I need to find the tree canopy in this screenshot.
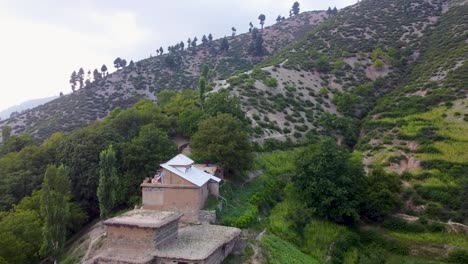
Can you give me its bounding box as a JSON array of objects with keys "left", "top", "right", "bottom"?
[{"left": 291, "top": 139, "right": 366, "bottom": 224}]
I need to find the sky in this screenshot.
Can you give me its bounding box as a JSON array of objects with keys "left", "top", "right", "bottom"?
[{"left": 0, "top": 0, "right": 356, "bottom": 112}]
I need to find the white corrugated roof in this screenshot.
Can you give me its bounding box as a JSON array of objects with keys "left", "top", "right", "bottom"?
[
  {"left": 161, "top": 154, "right": 221, "bottom": 187},
  {"left": 166, "top": 154, "right": 194, "bottom": 166}
]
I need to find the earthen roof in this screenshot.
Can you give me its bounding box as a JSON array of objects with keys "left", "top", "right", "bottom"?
[{"left": 103, "top": 209, "right": 182, "bottom": 229}]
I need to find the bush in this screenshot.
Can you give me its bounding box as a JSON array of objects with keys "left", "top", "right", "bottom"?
[
  {"left": 264, "top": 77, "right": 278, "bottom": 87},
  {"left": 382, "top": 217, "right": 426, "bottom": 233},
  {"left": 447, "top": 249, "right": 468, "bottom": 263}
]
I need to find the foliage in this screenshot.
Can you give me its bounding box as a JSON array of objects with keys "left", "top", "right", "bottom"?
[
  {"left": 291, "top": 139, "right": 366, "bottom": 223},
  {"left": 363, "top": 167, "right": 402, "bottom": 222},
  {"left": 191, "top": 114, "right": 252, "bottom": 176},
  {"left": 40, "top": 164, "right": 70, "bottom": 261},
  {"left": 261, "top": 234, "right": 318, "bottom": 264},
  {"left": 97, "top": 145, "right": 119, "bottom": 218}
]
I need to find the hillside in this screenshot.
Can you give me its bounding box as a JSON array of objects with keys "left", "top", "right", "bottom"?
[
  {"left": 217, "top": 0, "right": 454, "bottom": 142},
  {"left": 0, "top": 10, "right": 327, "bottom": 142}
]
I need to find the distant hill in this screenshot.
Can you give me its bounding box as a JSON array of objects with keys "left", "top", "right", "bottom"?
[
  {"left": 0, "top": 10, "right": 327, "bottom": 142},
  {"left": 0, "top": 96, "right": 57, "bottom": 120}
]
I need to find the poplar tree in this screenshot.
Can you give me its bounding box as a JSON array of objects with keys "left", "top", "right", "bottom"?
[
  {"left": 40, "top": 164, "right": 70, "bottom": 262},
  {"left": 97, "top": 145, "right": 119, "bottom": 218}
]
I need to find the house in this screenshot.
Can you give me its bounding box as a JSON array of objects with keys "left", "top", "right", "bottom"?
[
  {"left": 87, "top": 209, "right": 241, "bottom": 264},
  {"left": 141, "top": 154, "right": 221, "bottom": 222}
]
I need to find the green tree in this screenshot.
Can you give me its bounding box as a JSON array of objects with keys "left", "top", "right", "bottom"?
[
  {"left": 97, "top": 145, "right": 119, "bottom": 218},
  {"left": 220, "top": 36, "right": 230, "bottom": 52},
  {"left": 122, "top": 124, "right": 177, "bottom": 190},
  {"left": 201, "top": 35, "right": 208, "bottom": 45},
  {"left": 258, "top": 14, "right": 266, "bottom": 29},
  {"left": 363, "top": 167, "right": 402, "bottom": 222},
  {"left": 69, "top": 71, "right": 77, "bottom": 92},
  {"left": 191, "top": 114, "right": 252, "bottom": 176},
  {"left": 316, "top": 55, "right": 330, "bottom": 72},
  {"left": 291, "top": 139, "right": 365, "bottom": 224},
  {"left": 100, "top": 64, "right": 108, "bottom": 76},
  {"left": 291, "top": 2, "right": 300, "bottom": 16},
  {"left": 204, "top": 89, "right": 245, "bottom": 122},
  {"left": 1, "top": 126, "right": 11, "bottom": 142},
  {"left": 199, "top": 64, "right": 209, "bottom": 106},
  {"left": 40, "top": 164, "right": 70, "bottom": 262}
]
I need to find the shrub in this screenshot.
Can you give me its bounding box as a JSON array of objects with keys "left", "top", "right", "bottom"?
[
  {"left": 264, "top": 77, "right": 278, "bottom": 88},
  {"left": 447, "top": 249, "right": 468, "bottom": 263}
]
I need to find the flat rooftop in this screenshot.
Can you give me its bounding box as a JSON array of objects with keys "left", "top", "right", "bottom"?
[
  {"left": 154, "top": 224, "right": 241, "bottom": 260},
  {"left": 103, "top": 209, "right": 182, "bottom": 229}
]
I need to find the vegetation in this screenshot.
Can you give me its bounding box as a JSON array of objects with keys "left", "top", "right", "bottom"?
[{"left": 97, "top": 145, "right": 119, "bottom": 218}]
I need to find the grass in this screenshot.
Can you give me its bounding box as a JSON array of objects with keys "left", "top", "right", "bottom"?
[
  {"left": 387, "top": 231, "right": 468, "bottom": 249},
  {"left": 386, "top": 253, "right": 449, "bottom": 264},
  {"left": 261, "top": 234, "right": 319, "bottom": 264},
  {"left": 302, "top": 220, "right": 349, "bottom": 261},
  {"left": 220, "top": 149, "right": 300, "bottom": 228}
]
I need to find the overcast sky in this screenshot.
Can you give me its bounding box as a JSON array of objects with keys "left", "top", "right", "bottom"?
[{"left": 0, "top": 0, "right": 356, "bottom": 111}]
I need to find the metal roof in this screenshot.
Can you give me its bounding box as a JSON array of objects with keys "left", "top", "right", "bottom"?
[{"left": 161, "top": 154, "right": 221, "bottom": 187}]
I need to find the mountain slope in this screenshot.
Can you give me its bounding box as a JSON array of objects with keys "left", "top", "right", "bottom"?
[
  {"left": 217, "top": 0, "right": 451, "bottom": 142},
  {"left": 0, "top": 11, "right": 327, "bottom": 142}
]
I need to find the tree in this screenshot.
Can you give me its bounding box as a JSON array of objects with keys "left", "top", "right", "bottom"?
[
  {"left": 101, "top": 64, "right": 108, "bottom": 77},
  {"left": 333, "top": 7, "right": 338, "bottom": 15},
  {"left": 122, "top": 124, "right": 177, "bottom": 189},
  {"left": 291, "top": 139, "right": 366, "bottom": 224},
  {"left": 192, "top": 114, "right": 252, "bottom": 176},
  {"left": 276, "top": 15, "right": 282, "bottom": 22},
  {"left": 327, "top": 7, "right": 332, "bottom": 16},
  {"left": 316, "top": 55, "right": 330, "bottom": 72},
  {"left": 180, "top": 41, "right": 185, "bottom": 50},
  {"left": 231, "top": 27, "right": 236, "bottom": 37},
  {"left": 114, "top": 57, "right": 122, "bottom": 69},
  {"left": 220, "top": 36, "right": 229, "bottom": 52},
  {"left": 93, "top": 69, "right": 101, "bottom": 81},
  {"left": 2, "top": 126, "right": 11, "bottom": 142},
  {"left": 69, "top": 71, "right": 77, "bottom": 92},
  {"left": 363, "top": 168, "right": 402, "bottom": 222},
  {"left": 97, "top": 145, "right": 119, "bottom": 218},
  {"left": 199, "top": 64, "right": 209, "bottom": 106},
  {"left": 192, "top": 37, "right": 198, "bottom": 48},
  {"left": 249, "top": 22, "right": 254, "bottom": 32},
  {"left": 201, "top": 35, "right": 208, "bottom": 45},
  {"left": 258, "top": 14, "right": 266, "bottom": 29},
  {"left": 121, "top": 59, "right": 127, "bottom": 68},
  {"left": 40, "top": 164, "right": 70, "bottom": 262},
  {"left": 78, "top": 68, "right": 85, "bottom": 89},
  {"left": 187, "top": 38, "right": 191, "bottom": 49},
  {"left": 291, "top": 1, "right": 300, "bottom": 16},
  {"left": 250, "top": 28, "right": 264, "bottom": 56},
  {"left": 208, "top": 33, "right": 213, "bottom": 42},
  {"left": 204, "top": 89, "right": 245, "bottom": 121},
  {"left": 159, "top": 47, "right": 164, "bottom": 55}
]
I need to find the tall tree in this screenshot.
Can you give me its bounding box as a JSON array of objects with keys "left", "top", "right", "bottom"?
[
  {"left": 333, "top": 7, "right": 338, "bottom": 15},
  {"left": 77, "top": 68, "right": 85, "bottom": 89},
  {"left": 231, "top": 27, "right": 236, "bottom": 37},
  {"left": 292, "top": 1, "right": 300, "bottom": 16},
  {"left": 276, "top": 15, "right": 282, "bottom": 22},
  {"left": 191, "top": 37, "right": 198, "bottom": 48},
  {"left": 201, "top": 35, "right": 208, "bottom": 45},
  {"left": 121, "top": 59, "right": 127, "bottom": 68},
  {"left": 159, "top": 47, "right": 164, "bottom": 55},
  {"left": 40, "top": 164, "right": 70, "bottom": 262},
  {"left": 199, "top": 64, "right": 209, "bottom": 106},
  {"left": 220, "top": 36, "right": 230, "bottom": 52},
  {"left": 208, "top": 33, "right": 213, "bottom": 42},
  {"left": 250, "top": 28, "right": 264, "bottom": 56},
  {"left": 97, "top": 145, "right": 119, "bottom": 218},
  {"left": 249, "top": 22, "right": 254, "bottom": 32},
  {"left": 258, "top": 14, "right": 266, "bottom": 29},
  {"left": 187, "top": 38, "right": 191, "bottom": 49},
  {"left": 180, "top": 41, "right": 185, "bottom": 50},
  {"left": 69, "top": 70, "right": 77, "bottom": 92},
  {"left": 113, "top": 57, "right": 122, "bottom": 69},
  {"left": 101, "top": 64, "right": 108, "bottom": 77},
  {"left": 1, "top": 126, "right": 11, "bottom": 142},
  {"left": 93, "top": 69, "right": 101, "bottom": 81}
]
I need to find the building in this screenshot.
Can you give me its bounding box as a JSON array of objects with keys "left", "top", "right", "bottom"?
[
  {"left": 141, "top": 154, "right": 221, "bottom": 222},
  {"left": 87, "top": 209, "right": 241, "bottom": 264}
]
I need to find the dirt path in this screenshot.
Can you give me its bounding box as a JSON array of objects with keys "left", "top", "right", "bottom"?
[{"left": 249, "top": 229, "right": 266, "bottom": 264}]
